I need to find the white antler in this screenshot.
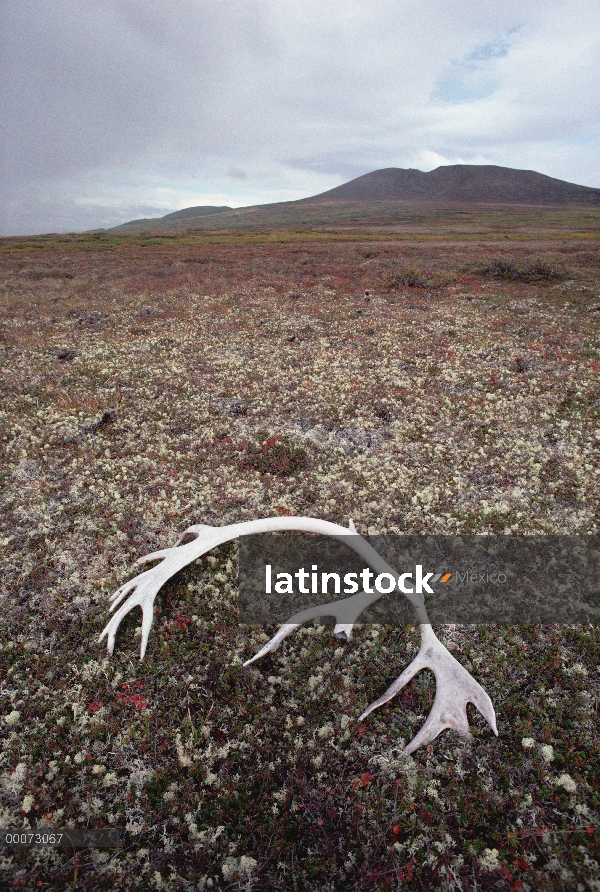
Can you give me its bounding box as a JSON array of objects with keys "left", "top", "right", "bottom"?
[
  {"left": 99, "top": 516, "right": 497, "bottom": 754},
  {"left": 359, "top": 623, "right": 498, "bottom": 754}
]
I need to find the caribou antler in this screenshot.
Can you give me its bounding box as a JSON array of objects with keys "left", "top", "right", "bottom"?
[{"left": 99, "top": 517, "right": 497, "bottom": 754}]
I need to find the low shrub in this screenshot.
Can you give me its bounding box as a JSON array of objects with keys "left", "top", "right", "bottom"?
[
  {"left": 477, "top": 257, "right": 566, "bottom": 282},
  {"left": 382, "top": 265, "right": 428, "bottom": 289}
]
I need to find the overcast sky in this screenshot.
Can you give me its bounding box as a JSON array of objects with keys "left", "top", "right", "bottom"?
[{"left": 1, "top": 0, "right": 598, "bottom": 235}]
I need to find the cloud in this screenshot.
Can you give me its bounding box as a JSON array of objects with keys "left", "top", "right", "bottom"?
[
  {"left": 1, "top": 0, "right": 599, "bottom": 234},
  {"left": 432, "top": 31, "right": 518, "bottom": 104}
]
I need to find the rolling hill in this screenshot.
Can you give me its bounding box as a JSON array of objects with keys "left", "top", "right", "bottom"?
[
  {"left": 111, "top": 164, "right": 600, "bottom": 233},
  {"left": 306, "top": 164, "right": 600, "bottom": 204}
]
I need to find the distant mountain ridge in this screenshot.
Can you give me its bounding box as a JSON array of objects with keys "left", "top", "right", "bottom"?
[
  {"left": 306, "top": 165, "right": 600, "bottom": 205},
  {"left": 111, "top": 164, "right": 600, "bottom": 231},
  {"left": 117, "top": 205, "right": 232, "bottom": 227}
]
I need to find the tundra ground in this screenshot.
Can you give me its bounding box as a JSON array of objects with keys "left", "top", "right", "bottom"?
[{"left": 0, "top": 217, "right": 599, "bottom": 890}]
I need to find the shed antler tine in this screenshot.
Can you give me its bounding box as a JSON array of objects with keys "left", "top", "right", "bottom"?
[
  {"left": 139, "top": 600, "right": 156, "bottom": 661},
  {"left": 242, "top": 624, "right": 301, "bottom": 666},
  {"left": 132, "top": 549, "right": 169, "bottom": 567},
  {"left": 469, "top": 685, "right": 499, "bottom": 737},
  {"left": 358, "top": 657, "right": 422, "bottom": 721},
  {"left": 109, "top": 582, "right": 136, "bottom": 609},
  {"left": 98, "top": 612, "right": 123, "bottom": 656},
  {"left": 98, "top": 614, "right": 118, "bottom": 656}
]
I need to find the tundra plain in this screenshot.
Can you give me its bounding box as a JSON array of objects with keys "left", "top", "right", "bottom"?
[{"left": 0, "top": 206, "right": 599, "bottom": 890}]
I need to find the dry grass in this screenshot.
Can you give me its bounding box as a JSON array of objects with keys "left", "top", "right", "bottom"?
[{"left": 0, "top": 219, "right": 599, "bottom": 890}]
